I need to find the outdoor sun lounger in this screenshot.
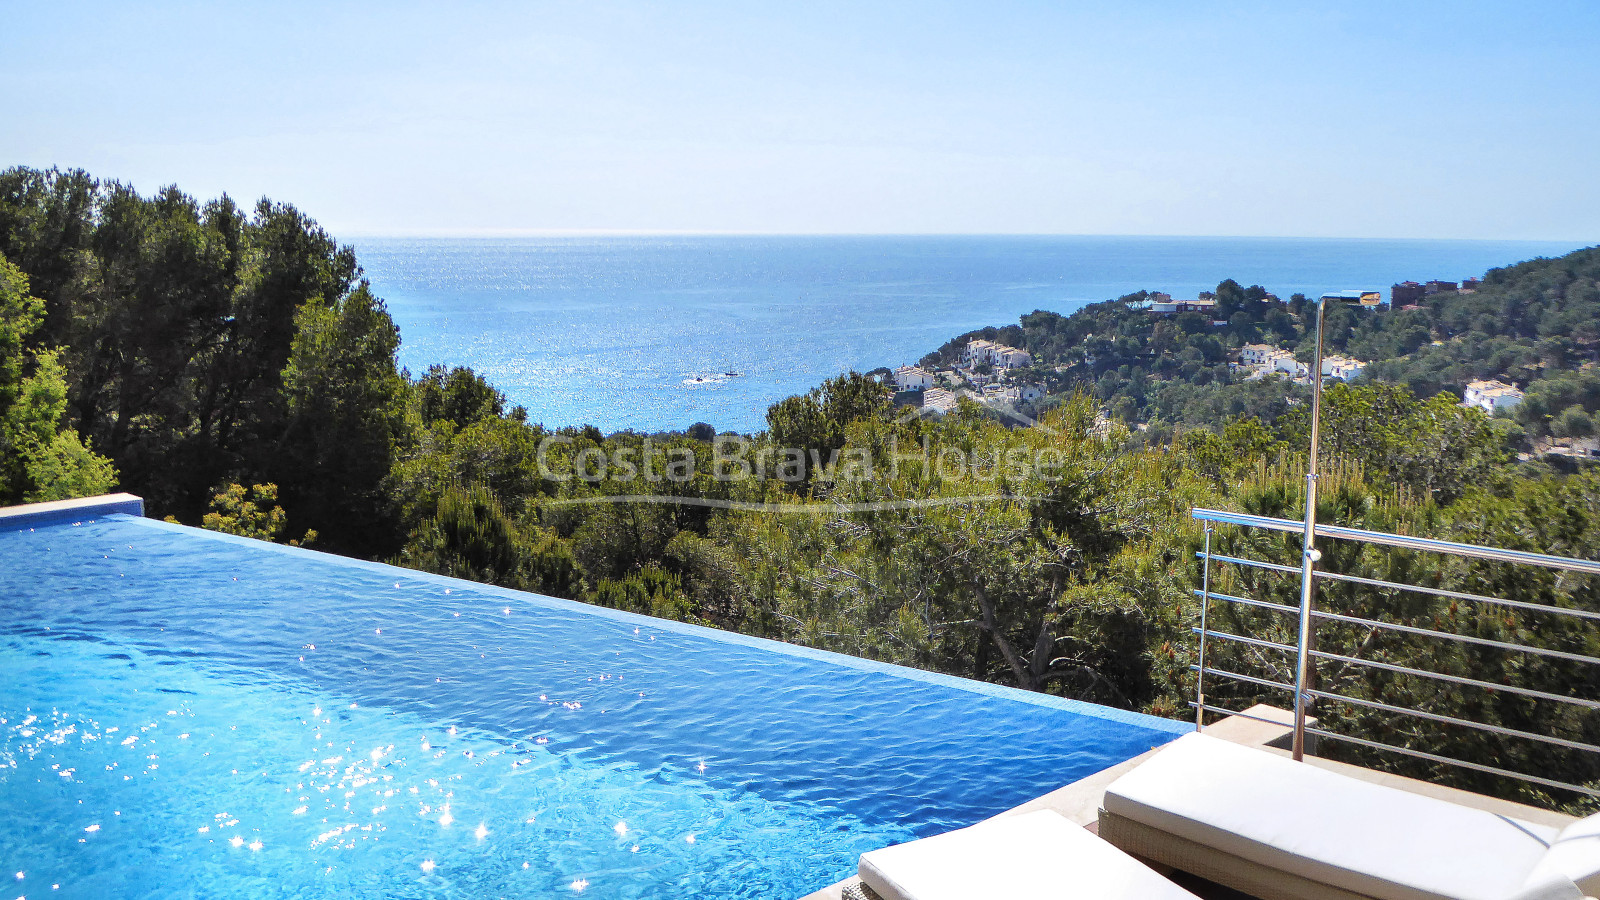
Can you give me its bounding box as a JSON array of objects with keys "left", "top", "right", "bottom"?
[
  {"left": 1097, "top": 732, "right": 1600, "bottom": 900},
  {"left": 856, "top": 808, "right": 1199, "bottom": 900}
]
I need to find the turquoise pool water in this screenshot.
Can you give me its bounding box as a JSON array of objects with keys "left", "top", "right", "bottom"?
[{"left": 0, "top": 510, "right": 1188, "bottom": 898}]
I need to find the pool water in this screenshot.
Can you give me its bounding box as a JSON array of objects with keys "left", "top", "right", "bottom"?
[{"left": 0, "top": 512, "right": 1188, "bottom": 899}]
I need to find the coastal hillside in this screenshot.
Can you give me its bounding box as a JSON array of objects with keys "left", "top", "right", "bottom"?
[{"left": 918, "top": 246, "right": 1600, "bottom": 447}]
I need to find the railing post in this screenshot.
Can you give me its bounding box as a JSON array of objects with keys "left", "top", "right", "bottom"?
[
  {"left": 1196, "top": 524, "right": 1214, "bottom": 732},
  {"left": 1292, "top": 297, "right": 1330, "bottom": 762}
]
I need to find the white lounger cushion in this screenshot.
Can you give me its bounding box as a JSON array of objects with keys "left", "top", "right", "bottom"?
[
  {"left": 858, "top": 808, "right": 1197, "bottom": 900},
  {"left": 1524, "top": 812, "right": 1600, "bottom": 895},
  {"left": 1509, "top": 873, "right": 1586, "bottom": 900},
  {"left": 1102, "top": 732, "right": 1558, "bottom": 900}
]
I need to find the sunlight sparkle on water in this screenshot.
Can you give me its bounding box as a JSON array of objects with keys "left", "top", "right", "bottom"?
[
  {"left": 420, "top": 860, "right": 436, "bottom": 874},
  {"left": 474, "top": 822, "right": 489, "bottom": 840}
]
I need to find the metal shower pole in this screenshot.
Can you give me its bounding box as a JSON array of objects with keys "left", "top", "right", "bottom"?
[{"left": 1292, "top": 296, "right": 1331, "bottom": 762}]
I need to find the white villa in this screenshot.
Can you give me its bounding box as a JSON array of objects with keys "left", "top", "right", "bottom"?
[
  {"left": 1239, "top": 344, "right": 1277, "bottom": 367},
  {"left": 921, "top": 388, "right": 958, "bottom": 414},
  {"left": 1237, "top": 345, "right": 1365, "bottom": 383},
  {"left": 1463, "top": 379, "right": 1524, "bottom": 415},
  {"left": 964, "top": 339, "right": 1032, "bottom": 370},
  {"left": 1321, "top": 355, "right": 1367, "bottom": 382},
  {"left": 1266, "top": 350, "right": 1305, "bottom": 377},
  {"left": 893, "top": 365, "right": 934, "bottom": 392}
]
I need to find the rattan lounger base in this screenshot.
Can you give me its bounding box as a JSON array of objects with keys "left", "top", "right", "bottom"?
[{"left": 840, "top": 881, "right": 884, "bottom": 900}]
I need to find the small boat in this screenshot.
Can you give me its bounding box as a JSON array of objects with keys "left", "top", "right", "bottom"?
[{"left": 724, "top": 371, "right": 741, "bottom": 377}]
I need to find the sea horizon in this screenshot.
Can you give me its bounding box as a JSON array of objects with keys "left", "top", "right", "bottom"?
[
  {"left": 356, "top": 234, "right": 1592, "bottom": 434},
  {"left": 343, "top": 230, "right": 1596, "bottom": 242}
]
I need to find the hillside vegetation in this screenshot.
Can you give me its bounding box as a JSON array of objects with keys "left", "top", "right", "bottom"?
[
  {"left": 1, "top": 166, "right": 1597, "bottom": 811},
  {"left": 923, "top": 248, "right": 1600, "bottom": 445}
]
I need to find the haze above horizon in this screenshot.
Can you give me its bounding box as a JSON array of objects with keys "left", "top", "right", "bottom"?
[{"left": 4, "top": 1, "right": 1597, "bottom": 243}]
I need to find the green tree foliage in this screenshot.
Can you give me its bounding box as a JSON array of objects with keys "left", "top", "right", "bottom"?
[
  {"left": 195, "top": 482, "right": 316, "bottom": 546},
  {"left": 0, "top": 254, "right": 116, "bottom": 502},
  {"left": 593, "top": 566, "right": 692, "bottom": 621},
  {"left": 1277, "top": 382, "right": 1512, "bottom": 503},
  {"left": 0, "top": 167, "right": 365, "bottom": 520},
  {"left": 764, "top": 372, "right": 892, "bottom": 489},
  {"left": 398, "top": 483, "right": 580, "bottom": 596},
  {"left": 275, "top": 284, "right": 408, "bottom": 554},
  {"left": 414, "top": 364, "right": 508, "bottom": 431}
]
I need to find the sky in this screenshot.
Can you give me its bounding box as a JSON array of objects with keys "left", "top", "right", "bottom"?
[{"left": 3, "top": 1, "right": 1598, "bottom": 240}]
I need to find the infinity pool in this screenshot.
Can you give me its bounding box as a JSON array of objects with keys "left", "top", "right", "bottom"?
[{"left": 0, "top": 506, "right": 1188, "bottom": 898}]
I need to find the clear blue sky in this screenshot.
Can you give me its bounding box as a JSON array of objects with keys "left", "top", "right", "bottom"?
[{"left": 3, "top": 1, "right": 1597, "bottom": 240}]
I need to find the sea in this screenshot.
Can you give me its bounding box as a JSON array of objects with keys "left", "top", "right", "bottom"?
[{"left": 354, "top": 235, "right": 1588, "bottom": 434}]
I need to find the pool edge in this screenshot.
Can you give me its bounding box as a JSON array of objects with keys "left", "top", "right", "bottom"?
[
  {"left": 8, "top": 499, "right": 1193, "bottom": 739},
  {"left": 0, "top": 493, "right": 144, "bottom": 531}
]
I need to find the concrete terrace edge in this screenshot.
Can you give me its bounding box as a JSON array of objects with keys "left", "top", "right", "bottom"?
[
  {"left": 0, "top": 493, "right": 1192, "bottom": 738},
  {"left": 0, "top": 492, "right": 144, "bottom": 531}
]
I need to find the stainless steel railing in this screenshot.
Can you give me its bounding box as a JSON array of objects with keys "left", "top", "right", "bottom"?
[{"left": 1190, "top": 506, "right": 1600, "bottom": 800}]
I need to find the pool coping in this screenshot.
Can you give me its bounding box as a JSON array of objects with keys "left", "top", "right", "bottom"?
[
  {"left": 0, "top": 492, "right": 144, "bottom": 530},
  {"left": 3, "top": 495, "right": 1193, "bottom": 737}
]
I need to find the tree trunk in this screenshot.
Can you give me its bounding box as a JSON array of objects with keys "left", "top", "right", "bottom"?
[{"left": 975, "top": 579, "right": 1037, "bottom": 691}]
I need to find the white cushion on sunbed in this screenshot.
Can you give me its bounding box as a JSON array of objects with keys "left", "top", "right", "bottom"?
[
  {"left": 1509, "top": 873, "right": 1586, "bottom": 900},
  {"left": 858, "top": 808, "right": 1197, "bottom": 900},
  {"left": 1102, "top": 732, "right": 1558, "bottom": 900},
  {"left": 1524, "top": 812, "right": 1600, "bottom": 895}
]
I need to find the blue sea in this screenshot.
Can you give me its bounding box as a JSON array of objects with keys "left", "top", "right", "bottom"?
[{"left": 354, "top": 235, "right": 1587, "bottom": 433}]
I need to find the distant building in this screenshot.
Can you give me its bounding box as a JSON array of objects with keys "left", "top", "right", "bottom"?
[
  {"left": 1463, "top": 379, "right": 1524, "bottom": 415},
  {"left": 1147, "top": 295, "right": 1217, "bottom": 316},
  {"left": 995, "top": 346, "right": 1032, "bottom": 368},
  {"left": 1268, "top": 351, "right": 1306, "bottom": 377},
  {"left": 980, "top": 383, "right": 1014, "bottom": 404},
  {"left": 963, "top": 339, "right": 998, "bottom": 365},
  {"left": 963, "top": 339, "right": 1031, "bottom": 369},
  {"left": 922, "top": 388, "right": 957, "bottom": 414},
  {"left": 1321, "top": 355, "right": 1367, "bottom": 382},
  {"left": 1239, "top": 343, "right": 1277, "bottom": 366},
  {"left": 1323, "top": 290, "right": 1384, "bottom": 307},
  {"left": 1460, "top": 277, "right": 1482, "bottom": 292},
  {"left": 1425, "top": 280, "right": 1459, "bottom": 294},
  {"left": 893, "top": 365, "right": 933, "bottom": 392},
  {"left": 1019, "top": 384, "right": 1044, "bottom": 402},
  {"left": 1392, "top": 281, "right": 1426, "bottom": 305}
]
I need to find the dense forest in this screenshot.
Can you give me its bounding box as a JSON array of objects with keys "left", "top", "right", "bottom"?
[
  {"left": 2, "top": 166, "right": 1597, "bottom": 812},
  {"left": 924, "top": 249, "right": 1600, "bottom": 446}
]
